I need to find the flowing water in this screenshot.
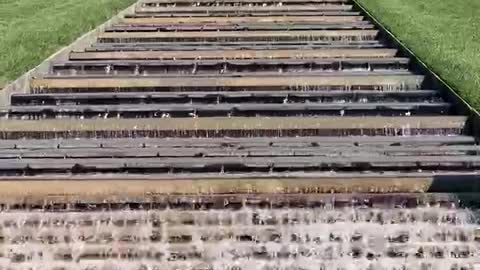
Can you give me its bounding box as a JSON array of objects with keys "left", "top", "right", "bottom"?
[{"left": 0, "top": 206, "right": 478, "bottom": 270}]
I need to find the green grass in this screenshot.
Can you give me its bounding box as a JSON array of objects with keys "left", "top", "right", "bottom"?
[
  {"left": 0, "top": 0, "right": 135, "bottom": 86},
  {"left": 357, "top": 0, "right": 480, "bottom": 110}
]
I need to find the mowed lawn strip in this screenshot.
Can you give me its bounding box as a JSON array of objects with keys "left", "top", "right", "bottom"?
[
  {"left": 357, "top": 0, "right": 480, "bottom": 110},
  {"left": 0, "top": 0, "right": 135, "bottom": 86}
]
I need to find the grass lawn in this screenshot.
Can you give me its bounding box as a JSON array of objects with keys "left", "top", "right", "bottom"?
[
  {"left": 0, "top": 0, "right": 135, "bottom": 86},
  {"left": 357, "top": 0, "right": 480, "bottom": 110}
]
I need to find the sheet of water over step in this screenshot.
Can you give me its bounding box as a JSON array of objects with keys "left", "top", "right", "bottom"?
[{"left": 0, "top": 206, "right": 479, "bottom": 270}]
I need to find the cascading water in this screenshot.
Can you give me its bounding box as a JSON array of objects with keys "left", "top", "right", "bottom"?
[{"left": 0, "top": 206, "right": 478, "bottom": 270}]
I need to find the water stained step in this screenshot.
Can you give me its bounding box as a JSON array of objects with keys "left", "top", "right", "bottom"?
[
  {"left": 121, "top": 15, "right": 365, "bottom": 24},
  {"left": 140, "top": 0, "right": 352, "bottom": 5},
  {"left": 1, "top": 144, "right": 478, "bottom": 159},
  {"left": 0, "top": 102, "right": 452, "bottom": 118},
  {"left": 124, "top": 11, "right": 363, "bottom": 18},
  {"left": 96, "top": 29, "right": 379, "bottom": 42},
  {"left": 134, "top": 4, "right": 354, "bottom": 13},
  {"left": 0, "top": 136, "right": 474, "bottom": 149},
  {"left": 51, "top": 58, "right": 409, "bottom": 75},
  {"left": 90, "top": 40, "right": 383, "bottom": 49},
  {"left": 29, "top": 74, "right": 424, "bottom": 93},
  {"left": 69, "top": 48, "right": 396, "bottom": 60},
  {"left": 105, "top": 22, "right": 376, "bottom": 32},
  {"left": 3, "top": 155, "right": 480, "bottom": 173},
  {"left": 10, "top": 90, "right": 439, "bottom": 105},
  {"left": 0, "top": 116, "right": 467, "bottom": 139}
]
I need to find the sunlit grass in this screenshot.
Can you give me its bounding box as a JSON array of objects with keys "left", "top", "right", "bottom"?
[
  {"left": 358, "top": 0, "right": 480, "bottom": 109},
  {"left": 0, "top": 0, "right": 135, "bottom": 86}
]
